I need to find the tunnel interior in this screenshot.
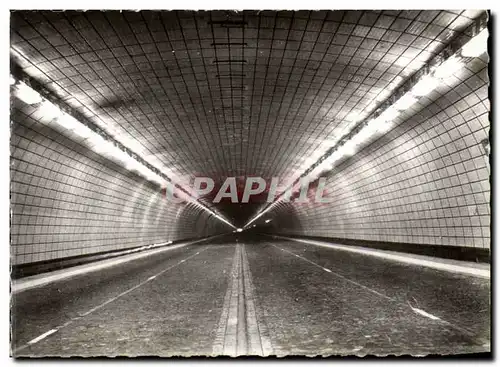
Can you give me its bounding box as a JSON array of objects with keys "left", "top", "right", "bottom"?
[{"left": 9, "top": 9, "right": 491, "bottom": 357}]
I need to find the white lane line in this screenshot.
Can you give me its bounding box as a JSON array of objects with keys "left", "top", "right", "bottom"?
[
  {"left": 272, "top": 235, "right": 490, "bottom": 279},
  {"left": 273, "top": 243, "right": 478, "bottom": 338},
  {"left": 409, "top": 305, "right": 476, "bottom": 337},
  {"left": 273, "top": 244, "right": 395, "bottom": 302},
  {"left": 12, "top": 238, "right": 210, "bottom": 294},
  {"left": 26, "top": 329, "right": 57, "bottom": 345},
  {"left": 411, "top": 307, "right": 441, "bottom": 321},
  {"left": 13, "top": 248, "right": 207, "bottom": 354}
]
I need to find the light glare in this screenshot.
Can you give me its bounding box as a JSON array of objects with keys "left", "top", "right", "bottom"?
[
  {"left": 39, "top": 101, "right": 63, "bottom": 120},
  {"left": 412, "top": 76, "right": 439, "bottom": 97},
  {"left": 394, "top": 94, "right": 418, "bottom": 111},
  {"left": 10, "top": 76, "right": 236, "bottom": 229},
  {"left": 433, "top": 56, "right": 463, "bottom": 80},
  {"left": 15, "top": 82, "right": 42, "bottom": 105},
  {"left": 461, "top": 29, "right": 488, "bottom": 58}
]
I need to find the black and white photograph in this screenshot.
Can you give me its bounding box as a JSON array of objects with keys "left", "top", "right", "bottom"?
[{"left": 7, "top": 7, "right": 492, "bottom": 359}]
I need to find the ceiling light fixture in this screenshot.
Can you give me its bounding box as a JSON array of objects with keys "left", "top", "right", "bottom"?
[
  {"left": 433, "top": 56, "right": 464, "bottom": 80},
  {"left": 461, "top": 28, "right": 488, "bottom": 57},
  {"left": 411, "top": 75, "right": 440, "bottom": 97},
  {"left": 56, "top": 114, "right": 92, "bottom": 138},
  {"left": 243, "top": 13, "right": 488, "bottom": 228},
  {"left": 393, "top": 94, "right": 418, "bottom": 111},
  {"left": 13, "top": 81, "right": 43, "bottom": 105},
  {"left": 38, "top": 100, "right": 63, "bottom": 121},
  {"left": 340, "top": 140, "right": 357, "bottom": 157},
  {"left": 10, "top": 75, "right": 236, "bottom": 230}
]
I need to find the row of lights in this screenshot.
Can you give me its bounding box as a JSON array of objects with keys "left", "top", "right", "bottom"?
[
  {"left": 306, "top": 27, "right": 488, "bottom": 182},
  {"left": 244, "top": 23, "right": 488, "bottom": 228},
  {"left": 234, "top": 219, "right": 271, "bottom": 233},
  {"left": 10, "top": 76, "right": 236, "bottom": 230},
  {"left": 245, "top": 199, "right": 281, "bottom": 227}
]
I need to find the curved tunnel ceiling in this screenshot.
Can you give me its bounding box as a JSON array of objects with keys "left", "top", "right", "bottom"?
[{"left": 10, "top": 10, "right": 486, "bottom": 227}]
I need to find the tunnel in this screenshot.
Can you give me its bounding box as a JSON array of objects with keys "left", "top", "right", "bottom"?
[{"left": 9, "top": 10, "right": 491, "bottom": 357}]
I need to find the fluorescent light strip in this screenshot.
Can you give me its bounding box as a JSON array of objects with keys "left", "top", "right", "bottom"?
[
  {"left": 11, "top": 77, "right": 236, "bottom": 229},
  {"left": 461, "top": 28, "right": 488, "bottom": 58},
  {"left": 244, "top": 22, "right": 488, "bottom": 227},
  {"left": 299, "top": 25, "right": 489, "bottom": 179},
  {"left": 245, "top": 200, "right": 280, "bottom": 228}
]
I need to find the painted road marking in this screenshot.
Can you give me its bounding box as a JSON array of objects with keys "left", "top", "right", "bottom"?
[
  {"left": 13, "top": 248, "right": 207, "bottom": 355},
  {"left": 274, "top": 244, "right": 395, "bottom": 301},
  {"left": 12, "top": 234, "right": 225, "bottom": 294},
  {"left": 272, "top": 243, "right": 478, "bottom": 339},
  {"left": 26, "top": 329, "right": 57, "bottom": 345},
  {"left": 272, "top": 235, "right": 490, "bottom": 279},
  {"left": 411, "top": 307, "right": 441, "bottom": 321}
]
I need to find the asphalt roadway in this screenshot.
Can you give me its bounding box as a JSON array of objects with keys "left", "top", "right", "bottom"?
[{"left": 11, "top": 234, "right": 490, "bottom": 357}]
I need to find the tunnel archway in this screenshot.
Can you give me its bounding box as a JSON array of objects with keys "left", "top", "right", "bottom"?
[{"left": 9, "top": 9, "right": 491, "bottom": 357}]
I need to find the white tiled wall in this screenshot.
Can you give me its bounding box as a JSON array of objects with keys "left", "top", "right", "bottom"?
[
  {"left": 10, "top": 106, "right": 226, "bottom": 266},
  {"left": 269, "top": 56, "right": 490, "bottom": 249}
]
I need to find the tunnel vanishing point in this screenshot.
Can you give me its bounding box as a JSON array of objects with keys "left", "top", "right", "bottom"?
[{"left": 10, "top": 10, "right": 491, "bottom": 357}]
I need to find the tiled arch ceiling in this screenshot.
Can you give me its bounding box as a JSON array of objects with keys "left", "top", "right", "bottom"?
[{"left": 10, "top": 10, "right": 484, "bottom": 225}]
